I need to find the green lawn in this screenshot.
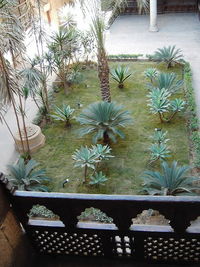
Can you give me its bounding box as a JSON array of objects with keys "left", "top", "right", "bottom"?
[{"left": 34, "top": 61, "right": 189, "bottom": 194}]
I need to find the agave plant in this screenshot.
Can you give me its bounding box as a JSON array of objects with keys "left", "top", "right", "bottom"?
[
  {"left": 149, "top": 143, "right": 171, "bottom": 162},
  {"left": 168, "top": 98, "right": 186, "bottom": 121},
  {"left": 77, "top": 101, "right": 132, "bottom": 144},
  {"left": 148, "top": 72, "right": 183, "bottom": 93},
  {"left": 110, "top": 65, "right": 132, "bottom": 88},
  {"left": 91, "top": 144, "right": 114, "bottom": 170},
  {"left": 51, "top": 104, "right": 75, "bottom": 127},
  {"left": 151, "top": 129, "right": 169, "bottom": 145},
  {"left": 8, "top": 158, "right": 51, "bottom": 191},
  {"left": 142, "top": 161, "right": 199, "bottom": 196},
  {"left": 72, "top": 146, "right": 99, "bottom": 183},
  {"left": 89, "top": 171, "right": 108, "bottom": 186},
  {"left": 91, "top": 144, "right": 114, "bottom": 161},
  {"left": 144, "top": 68, "right": 159, "bottom": 83},
  {"left": 153, "top": 45, "right": 183, "bottom": 68},
  {"left": 147, "top": 88, "right": 171, "bottom": 123}
]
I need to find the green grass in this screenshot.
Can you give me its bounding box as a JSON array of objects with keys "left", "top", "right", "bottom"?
[{"left": 33, "top": 62, "right": 189, "bottom": 194}]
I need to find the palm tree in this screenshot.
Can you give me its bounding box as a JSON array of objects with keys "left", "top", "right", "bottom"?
[
  {"left": 80, "top": 0, "right": 123, "bottom": 102},
  {"left": 8, "top": 158, "right": 51, "bottom": 191},
  {"left": 77, "top": 101, "right": 132, "bottom": 144},
  {"left": 142, "top": 161, "right": 199, "bottom": 196},
  {"left": 27, "top": 0, "right": 50, "bottom": 114},
  {"left": 20, "top": 57, "right": 43, "bottom": 110},
  {"left": 153, "top": 45, "right": 183, "bottom": 69},
  {"left": 0, "top": 0, "right": 30, "bottom": 156},
  {"left": 91, "top": 12, "right": 111, "bottom": 102}
]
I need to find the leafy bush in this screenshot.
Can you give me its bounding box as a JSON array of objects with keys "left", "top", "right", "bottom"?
[
  {"left": 110, "top": 65, "right": 132, "bottom": 88},
  {"left": 50, "top": 104, "right": 75, "bottom": 127},
  {"left": 142, "top": 161, "right": 199, "bottom": 196},
  {"left": 153, "top": 45, "right": 183, "bottom": 68},
  {"left": 8, "top": 158, "right": 51, "bottom": 191},
  {"left": 78, "top": 207, "right": 113, "bottom": 223},
  {"left": 77, "top": 101, "right": 132, "bottom": 143},
  {"left": 89, "top": 171, "right": 108, "bottom": 185}
]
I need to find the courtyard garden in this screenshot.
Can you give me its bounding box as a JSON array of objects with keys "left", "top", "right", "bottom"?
[
  {"left": 1, "top": 0, "right": 199, "bottom": 198},
  {"left": 32, "top": 60, "right": 189, "bottom": 194}
]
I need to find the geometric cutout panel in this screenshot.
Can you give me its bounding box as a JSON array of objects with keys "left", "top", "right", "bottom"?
[
  {"left": 32, "top": 230, "right": 104, "bottom": 256},
  {"left": 144, "top": 237, "right": 200, "bottom": 262},
  {"left": 112, "top": 235, "right": 134, "bottom": 257}
]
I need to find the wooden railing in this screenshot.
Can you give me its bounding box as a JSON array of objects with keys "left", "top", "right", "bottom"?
[{"left": 1, "top": 173, "right": 200, "bottom": 264}]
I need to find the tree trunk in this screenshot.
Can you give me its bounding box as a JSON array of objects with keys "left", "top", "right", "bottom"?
[
  {"left": 98, "top": 48, "right": 111, "bottom": 102},
  {"left": 65, "top": 119, "right": 71, "bottom": 128},
  {"left": 103, "top": 132, "right": 110, "bottom": 144},
  {"left": 84, "top": 165, "right": 88, "bottom": 183},
  {"left": 167, "top": 61, "right": 172, "bottom": 69},
  {"left": 167, "top": 111, "right": 178, "bottom": 122},
  {"left": 158, "top": 112, "right": 164, "bottom": 123},
  {"left": 118, "top": 82, "right": 124, "bottom": 89},
  {"left": 0, "top": 52, "right": 26, "bottom": 154},
  {"left": 10, "top": 46, "right": 31, "bottom": 158}
]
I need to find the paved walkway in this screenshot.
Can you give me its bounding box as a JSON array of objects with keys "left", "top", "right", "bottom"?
[{"left": 106, "top": 13, "right": 200, "bottom": 117}]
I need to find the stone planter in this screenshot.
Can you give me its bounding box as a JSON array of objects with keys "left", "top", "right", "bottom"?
[{"left": 14, "top": 124, "right": 45, "bottom": 154}]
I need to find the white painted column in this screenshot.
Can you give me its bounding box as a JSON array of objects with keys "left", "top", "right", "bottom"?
[{"left": 149, "top": 0, "right": 158, "bottom": 32}]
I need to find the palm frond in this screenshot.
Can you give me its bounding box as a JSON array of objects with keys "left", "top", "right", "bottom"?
[{"left": 76, "top": 101, "right": 132, "bottom": 143}]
